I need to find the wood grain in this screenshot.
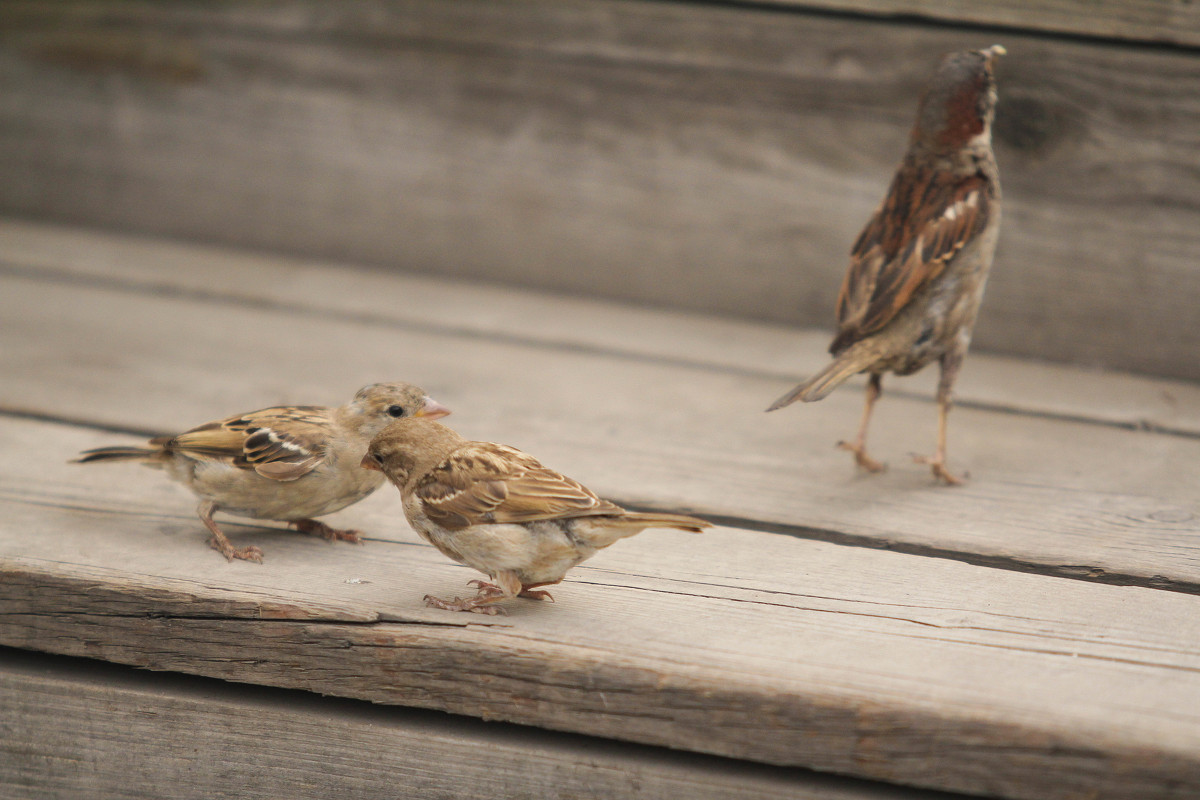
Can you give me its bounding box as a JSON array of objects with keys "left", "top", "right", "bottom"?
[
  {"left": 3, "top": 650, "right": 891, "bottom": 800},
  {"left": 0, "top": 1, "right": 1198, "bottom": 378},
  {"left": 4, "top": 419, "right": 1200, "bottom": 799},
  {"left": 753, "top": 0, "right": 1200, "bottom": 48},
  {"left": 1, "top": 266, "right": 1197, "bottom": 593},
  {"left": 5, "top": 218, "right": 1198, "bottom": 437}
]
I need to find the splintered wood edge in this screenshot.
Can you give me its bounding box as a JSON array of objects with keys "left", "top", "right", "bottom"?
[
  {"left": 0, "top": 557, "right": 488, "bottom": 626},
  {"left": 1, "top": 563, "right": 1197, "bottom": 800}
]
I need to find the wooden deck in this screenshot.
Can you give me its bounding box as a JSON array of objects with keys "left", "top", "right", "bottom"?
[
  {"left": 2, "top": 220, "right": 1199, "bottom": 799},
  {"left": 3, "top": 0, "right": 1200, "bottom": 381},
  {"left": 3, "top": 0, "right": 1200, "bottom": 796}
]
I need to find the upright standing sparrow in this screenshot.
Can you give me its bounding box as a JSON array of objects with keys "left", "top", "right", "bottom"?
[
  {"left": 362, "top": 418, "right": 710, "bottom": 614},
  {"left": 74, "top": 383, "right": 451, "bottom": 561},
  {"left": 768, "top": 45, "right": 1005, "bottom": 484}
]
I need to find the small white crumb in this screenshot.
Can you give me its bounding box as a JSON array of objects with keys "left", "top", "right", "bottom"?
[{"left": 343, "top": 577, "right": 371, "bottom": 585}]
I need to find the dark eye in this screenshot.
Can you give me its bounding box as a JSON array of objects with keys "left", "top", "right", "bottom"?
[
  {"left": 371, "top": 453, "right": 385, "bottom": 466},
  {"left": 386, "top": 405, "right": 406, "bottom": 418}
]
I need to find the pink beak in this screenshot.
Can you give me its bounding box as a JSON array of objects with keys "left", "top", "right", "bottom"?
[
  {"left": 417, "top": 397, "right": 452, "bottom": 420},
  {"left": 360, "top": 455, "right": 380, "bottom": 472}
]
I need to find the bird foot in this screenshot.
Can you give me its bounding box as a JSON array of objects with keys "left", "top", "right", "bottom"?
[
  {"left": 466, "top": 579, "right": 507, "bottom": 599},
  {"left": 837, "top": 441, "right": 886, "bottom": 473},
  {"left": 424, "top": 594, "right": 507, "bottom": 615},
  {"left": 208, "top": 536, "right": 264, "bottom": 563},
  {"left": 912, "top": 454, "right": 966, "bottom": 486},
  {"left": 519, "top": 588, "right": 555, "bottom": 602},
  {"left": 292, "top": 519, "right": 363, "bottom": 544}
]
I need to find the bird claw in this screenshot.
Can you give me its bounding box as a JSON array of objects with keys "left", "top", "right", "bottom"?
[
  {"left": 466, "top": 579, "right": 505, "bottom": 598},
  {"left": 519, "top": 589, "right": 555, "bottom": 602},
  {"left": 292, "top": 519, "right": 363, "bottom": 544},
  {"left": 424, "top": 594, "right": 507, "bottom": 615},
  {"left": 912, "top": 454, "right": 966, "bottom": 486},
  {"left": 838, "top": 440, "right": 886, "bottom": 473},
  {"left": 209, "top": 537, "right": 264, "bottom": 563}
]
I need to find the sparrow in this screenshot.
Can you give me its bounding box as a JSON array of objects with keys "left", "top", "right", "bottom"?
[
  {"left": 768, "top": 45, "right": 1005, "bottom": 485},
  {"left": 362, "top": 418, "right": 710, "bottom": 614},
  {"left": 73, "top": 383, "right": 451, "bottom": 562}
]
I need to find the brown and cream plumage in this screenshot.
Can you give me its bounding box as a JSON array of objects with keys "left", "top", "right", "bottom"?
[
  {"left": 74, "top": 383, "right": 450, "bottom": 561},
  {"left": 768, "top": 45, "right": 1005, "bottom": 484},
  {"left": 363, "top": 418, "right": 710, "bottom": 614}
]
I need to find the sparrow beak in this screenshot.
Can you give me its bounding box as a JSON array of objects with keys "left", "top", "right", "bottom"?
[
  {"left": 360, "top": 454, "right": 380, "bottom": 472},
  {"left": 416, "top": 397, "right": 452, "bottom": 420},
  {"left": 981, "top": 44, "right": 1006, "bottom": 61}
]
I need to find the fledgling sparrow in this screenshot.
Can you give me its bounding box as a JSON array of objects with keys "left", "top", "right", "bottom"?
[
  {"left": 768, "top": 45, "right": 1006, "bottom": 485},
  {"left": 73, "top": 383, "right": 451, "bottom": 562},
  {"left": 362, "top": 418, "right": 710, "bottom": 614}
]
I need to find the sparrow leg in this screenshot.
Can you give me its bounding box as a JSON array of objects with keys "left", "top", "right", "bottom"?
[
  {"left": 291, "top": 518, "right": 363, "bottom": 544},
  {"left": 914, "top": 353, "right": 966, "bottom": 485},
  {"left": 838, "top": 372, "right": 886, "bottom": 473},
  {"left": 519, "top": 580, "right": 561, "bottom": 602},
  {"left": 197, "top": 501, "right": 264, "bottom": 563}
]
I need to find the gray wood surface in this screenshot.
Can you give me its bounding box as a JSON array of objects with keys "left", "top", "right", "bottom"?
[
  {"left": 1, "top": 227, "right": 1197, "bottom": 595},
  {"left": 4, "top": 417, "right": 1200, "bottom": 800},
  {"left": 4, "top": 650, "right": 924, "bottom": 800},
  {"left": 3, "top": 222, "right": 1200, "bottom": 798},
  {"left": 1, "top": 1, "right": 1198, "bottom": 379},
  {"left": 754, "top": 0, "right": 1200, "bottom": 47},
  {"left": 5, "top": 219, "right": 1199, "bottom": 438}
]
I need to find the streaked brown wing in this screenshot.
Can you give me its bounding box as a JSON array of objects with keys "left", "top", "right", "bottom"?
[
  {"left": 166, "top": 406, "right": 331, "bottom": 481},
  {"left": 415, "top": 442, "right": 621, "bottom": 530},
  {"left": 832, "top": 166, "right": 991, "bottom": 352}
]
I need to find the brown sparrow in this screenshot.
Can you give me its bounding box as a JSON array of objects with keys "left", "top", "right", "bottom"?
[
  {"left": 362, "top": 418, "right": 710, "bottom": 614},
  {"left": 768, "top": 45, "right": 1005, "bottom": 484},
  {"left": 74, "top": 383, "right": 451, "bottom": 561}
]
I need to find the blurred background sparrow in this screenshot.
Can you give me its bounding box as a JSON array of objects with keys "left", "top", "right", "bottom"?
[
  {"left": 768, "top": 45, "right": 1005, "bottom": 485},
  {"left": 74, "top": 382, "right": 450, "bottom": 562},
  {"left": 363, "top": 417, "right": 710, "bottom": 614}
]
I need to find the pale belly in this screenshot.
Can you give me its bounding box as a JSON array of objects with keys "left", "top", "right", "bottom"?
[
  {"left": 408, "top": 506, "right": 592, "bottom": 585},
  {"left": 167, "top": 457, "right": 385, "bottom": 521}
]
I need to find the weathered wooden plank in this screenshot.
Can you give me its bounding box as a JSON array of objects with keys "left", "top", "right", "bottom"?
[
  {"left": 0, "top": 1, "right": 1198, "bottom": 379},
  {"left": 4, "top": 418, "right": 1200, "bottom": 799},
  {"left": 754, "top": 0, "right": 1200, "bottom": 48},
  {"left": 1, "top": 270, "right": 1197, "bottom": 592},
  {"left": 4, "top": 218, "right": 1199, "bottom": 437},
  {"left": 3, "top": 650, "right": 906, "bottom": 800}
]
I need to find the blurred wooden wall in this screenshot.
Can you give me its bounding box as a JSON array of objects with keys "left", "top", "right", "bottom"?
[{"left": 1, "top": 0, "right": 1197, "bottom": 380}]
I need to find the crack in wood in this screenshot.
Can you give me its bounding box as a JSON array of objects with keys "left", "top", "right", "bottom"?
[{"left": 660, "top": 508, "right": 1200, "bottom": 597}]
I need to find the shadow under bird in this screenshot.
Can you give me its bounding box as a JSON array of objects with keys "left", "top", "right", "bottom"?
[
  {"left": 362, "top": 417, "right": 711, "bottom": 614},
  {"left": 768, "top": 45, "right": 1006, "bottom": 485},
  {"left": 73, "top": 382, "right": 450, "bottom": 561}
]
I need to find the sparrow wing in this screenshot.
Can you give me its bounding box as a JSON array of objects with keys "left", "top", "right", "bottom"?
[
  {"left": 164, "top": 406, "right": 332, "bottom": 481},
  {"left": 414, "top": 442, "right": 623, "bottom": 530},
  {"left": 832, "top": 166, "right": 993, "bottom": 352}
]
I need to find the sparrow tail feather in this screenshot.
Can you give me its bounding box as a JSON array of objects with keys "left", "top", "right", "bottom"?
[
  {"left": 613, "top": 511, "right": 710, "bottom": 534},
  {"left": 72, "top": 446, "right": 162, "bottom": 464},
  {"left": 767, "top": 339, "right": 882, "bottom": 410}
]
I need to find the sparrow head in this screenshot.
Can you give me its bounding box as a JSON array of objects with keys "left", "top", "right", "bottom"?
[
  {"left": 361, "top": 417, "right": 465, "bottom": 487},
  {"left": 911, "top": 45, "right": 1005, "bottom": 153},
  {"left": 341, "top": 382, "right": 451, "bottom": 439}
]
